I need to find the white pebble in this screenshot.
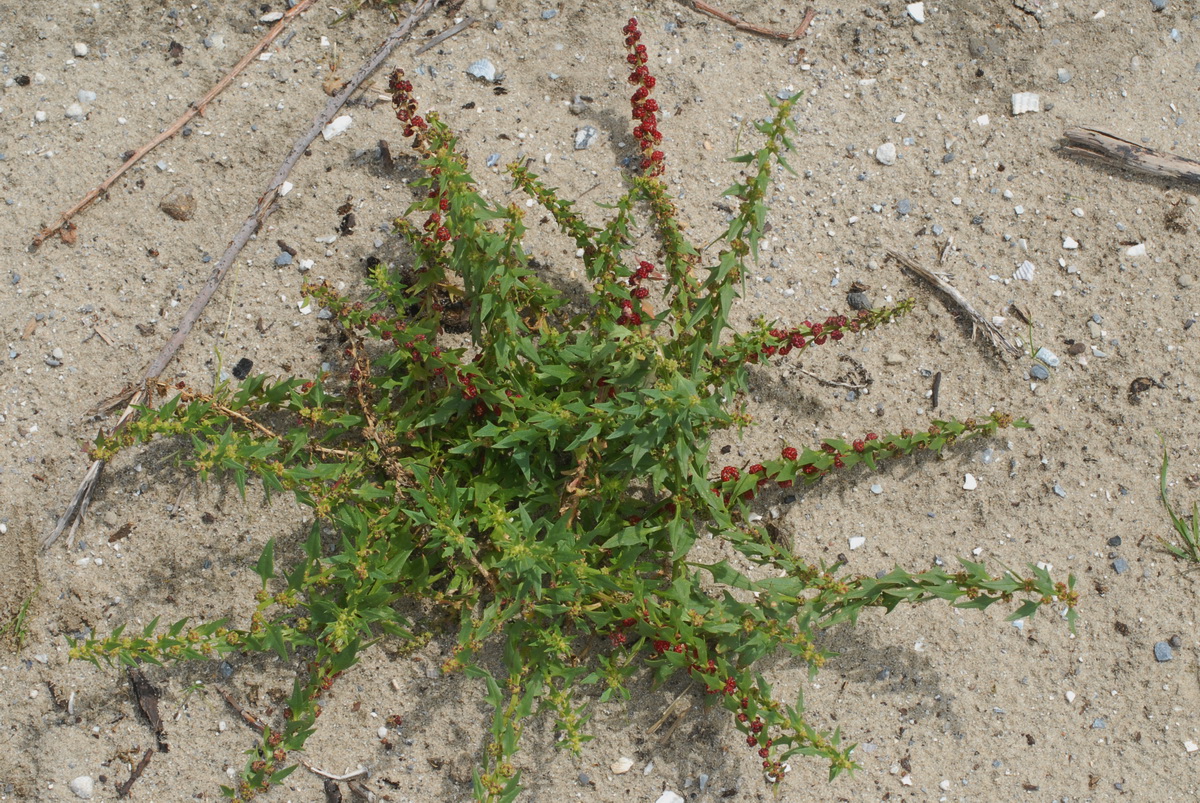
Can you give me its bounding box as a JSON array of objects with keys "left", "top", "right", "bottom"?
[
  {"left": 976, "top": 114, "right": 990, "bottom": 126},
  {"left": 1072, "top": 207, "right": 1085, "bottom": 217},
  {"left": 377, "top": 726, "right": 389, "bottom": 739},
  {"left": 1063, "top": 237, "right": 1079, "bottom": 249},
  {"left": 1125, "top": 242, "right": 1146, "bottom": 257},
  {"left": 259, "top": 10, "right": 284, "bottom": 22},
  {"left": 1065, "top": 690, "right": 1076, "bottom": 704},
  {"left": 875, "top": 142, "right": 897, "bottom": 166},
  {"left": 69, "top": 775, "right": 94, "bottom": 799},
  {"left": 279, "top": 181, "right": 294, "bottom": 196},
  {"left": 65, "top": 102, "right": 87, "bottom": 121},
  {"left": 34, "top": 110, "right": 48, "bottom": 123},
  {"left": 963, "top": 473, "right": 978, "bottom": 491},
  {"left": 906, "top": 2, "right": 926, "bottom": 23},
  {"left": 848, "top": 536, "right": 866, "bottom": 550},
  {"left": 939, "top": 780, "right": 952, "bottom": 791},
  {"left": 218, "top": 720, "right": 227, "bottom": 732},
  {"left": 655, "top": 792, "right": 684, "bottom": 803},
  {"left": 1186, "top": 740, "right": 1198, "bottom": 753},
  {"left": 73, "top": 42, "right": 89, "bottom": 57},
  {"left": 322, "top": 115, "right": 353, "bottom": 141}
]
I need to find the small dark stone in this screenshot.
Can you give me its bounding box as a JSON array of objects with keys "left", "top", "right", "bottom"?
[
  {"left": 231, "top": 358, "right": 253, "bottom": 380},
  {"left": 14, "top": 75, "right": 30, "bottom": 87},
  {"left": 972, "top": 215, "right": 984, "bottom": 225},
  {"left": 847, "top": 291, "right": 872, "bottom": 310},
  {"left": 1168, "top": 635, "right": 1182, "bottom": 649},
  {"left": 576, "top": 773, "right": 590, "bottom": 786},
  {"left": 1107, "top": 536, "right": 1121, "bottom": 546}
]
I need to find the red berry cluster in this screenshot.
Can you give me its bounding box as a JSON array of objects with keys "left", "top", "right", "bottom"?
[
  {"left": 617, "top": 260, "right": 658, "bottom": 326},
  {"left": 388, "top": 69, "right": 426, "bottom": 139},
  {"left": 623, "top": 18, "right": 664, "bottom": 175},
  {"left": 750, "top": 311, "right": 870, "bottom": 363}
]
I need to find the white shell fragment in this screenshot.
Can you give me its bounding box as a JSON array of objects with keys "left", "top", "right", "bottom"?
[
  {"left": 1063, "top": 236, "right": 1079, "bottom": 249},
  {"left": 906, "top": 2, "right": 926, "bottom": 23},
  {"left": 1126, "top": 242, "right": 1147, "bottom": 257},
  {"left": 1011, "top": 92, "right": 1041, "bottom": 115},
  {"left": 467, "top": 59, "right": 497, "bottom": 82},
  {"left": 1014, "top": 260, "right": 1035, "bottom": 281},
  {"left": 1186, "top": 740, "right": 1199, "bottom": 753},
  {"left": 321, "top": 115, "right": 353, "bottom": 140},
  {"left": 611, "top": 757, "right": 634, "bottom": 775},
  {"left": 1065, "top": 690, "right": 1076, "bottom": 704},
  {"left": 963, "top": 473, "right": 978, "bottom": 491},
  {"left": 279, "top": 181, "right": 294, "bottom": 197},
  {"left": 848, "top": 536, "right": 866, "bottom": 550}
]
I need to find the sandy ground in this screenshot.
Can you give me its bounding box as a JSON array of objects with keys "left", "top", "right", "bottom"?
[{"left": 3, "top": 0, "right": 1200, "bottom": 800}]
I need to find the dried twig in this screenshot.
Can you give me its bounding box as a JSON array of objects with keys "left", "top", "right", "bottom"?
[
  {"left": 414, "top": 15, "right": 476, "bottom": 55},
  {"left": 302, "top": 761, "right": 369, "bottom": 781},
  {"left": 43, "top": 0, "right": 442, "bottom": 550},
  {"left": 115, "top": 748, "right": 155, "bottom": 798},
  {"left": 1062, "top": 127, "right": 1200, "bottom": 185},
  {"left": 692, "top": 1, "right": 816, "bottom": 40},
  {"left": 215, "top": 685, "right": 267, "bottom": 733},
  {"left": 29, "top": 0, "right": 317, "bottom": 250},
  {"left": 886, "top": 250, "right": 1021, "bottom": 357}
]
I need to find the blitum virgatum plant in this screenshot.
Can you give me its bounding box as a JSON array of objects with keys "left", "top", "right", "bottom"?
[{"left": 72, "top": 17, "right": 1079, "bottom": 802}]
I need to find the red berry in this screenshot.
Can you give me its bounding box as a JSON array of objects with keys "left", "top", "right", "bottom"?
[
  {"left": 720, "top": 466, "right": 740, "bottom": 483},
  {"left": 781, "top": 446, "right": 798, "bottom": 460},
  {"left": 632, "top": 287, "right": 650, "bottom": 299},
  {"left": 758, "top": 747, "right": 770, "bottom": 758},
  {"left": 747, "top": 735, "right": 757, "bottom": 747},
  {"left": 748, "top": 463, "right": 764, "bottom": 474},
  {"left": 866, "top": 432, "right": 878, "bottom": 441},
  {"left": 853, "top": 440, "right": 865, "bottom": 452}
]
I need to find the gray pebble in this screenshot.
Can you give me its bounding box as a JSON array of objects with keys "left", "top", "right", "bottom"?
[
  {"left": 1168, "top": 635, "right": 1182, "bottom": 649},
  {"left": 1091, "top": 718, "right": 1107, "bottom": 729},
  {"left": 1112, "top": 558, "right": 1129, "bottom": 574},
  {"left": 316, "top": 308, "right": 333, "bottom": 320},
  {"left": 486, "top": 153, "right": 501, "bottom": 168},
  {"left": 698, "top": 773, "right": 709, "bottom": 792},
  {"left": 1177, "top": 274, "right": 1195, "bottom": 288},
  {"left": 1052, "top": 484, "right": 1067, "bottom": 498},
  {"left": 541, "top": 9, "right": 558, "bottom": 19},
  {"left": 103, "top": 511, "right": 118, "bottom": 527},
  {"left": 1030, "top": 364, "right": 1049, "bottom": 381},
  {"left": 9, "top": 273, "right": 17, "bottom": 284},
  {"left": 77, "top": 89, "right": 96, "bottom": 104},
  {"left": 941, "top": 152, "right": 955, "bottom": 164},
  {"left": 219, "top": 660, "right": 235, "bottom": 679},
  {"left": 931, "top": 223, "right": 944, "bottom": 236},
  {"left": 275, "top": 252, "right": 293, "bottom": 266},
  {"left": 576, "top": 772, "right": 590, "bottom": 785},
  {"left": 897, "top": 198, "right": 913, "bottom": 215},
  {"left": 574, "top": 125, "right": 598, "bottom": 150},
  {"left": 1108, "top": 536, "right": 1122, "bottom": 546},
  {"left": 1150, "top": 0, "right": 1168, "bottom": 9},
  {"left": 1057, "top": 68, "right": 1072, "bottom": 84},
  {"left": 1034, "top": 347, "right": 1060, "bottom": 367},
  {"left": 848, "top": 291, "right": 872, "bottom": 310},
  {"left": 972, "top": 215, "right": 984, "bottom": 225},
  {"left": 44, "top": 357, "right": 62, "bottom": 367},
  {"left": 1154, "top": 641, "right": 1174, "bottom": 662}
]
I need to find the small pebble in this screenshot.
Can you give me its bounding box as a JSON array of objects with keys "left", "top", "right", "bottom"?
[
  {"left": 1177, "top": 274, "right": 1195, "bottom": 288},
  {"left": 51, "top": 347, "right": 64, "bottom": 360},
  {"left": 611, "top": 757, "right": 633, "bottom": 775},
  {"left": 275, "top": 252, "right": 293, "bottom": 267},
  {"left": 65, "top": 102, "right": 87, "bottom": 121},
  {"left": 486, "top": 153, "right": 501, "bottom": 168},
  {"left": 931, "top": 223, "right": 944, "bottom": 236},
  {"left": 875, "top": 142, "right": 897, "bottom": 166},
  {"left": 1126, "top": 243, "right": 1147, "bottom": 257},
  {"left": 963, "top": 473, "right": 978, "bottom": 491},
  {"left": 884, "top": 352, "right": 906, "bottom": 365},
  {"left": 654, "top": 793, "right": 684, "bottom": 803},
  {"left": 541, "top": 8, "right": 558, "bottom": 19},
  {"left": 870, "top": 484, "right": 883, "bottom": 495},
  {"left": 1092, "top": 718, "right": 1107, "bottom": 730},
  {"left": 69, "top": 776, "right": 94, "bottom": 799},
  {"left": 73, "top": 42, "right": 89, "bottom": 57},
  {"left": 160, "top": 186, "right": 196, "bottom": 221},
  {"left": 1065, "top": 690, "right": 1076, "bottom": 704},
  {"left": 848, "top": 536, "right": 866, "bottom": 550},
  {"left": 1168, "top": 635, "right": 1182, "bottom": 649},
  {"left": 321, "top": 115, "right": 352, "bottom": 140},
  {"left": 1154, "top": 641, "right": 1174, "bottom": 662},
  {"left": 577, "top": 773, "right": 590, "bottom": 786},
  {"left": 906, "top": 2, "right": 926, "bottom": 24},
  {"left": 1108, "top": 536, "right": 1122, "bottom": 546},
  {"left": 1150, "top": 0, "right": 1168, "bottom": 10},
  {"left": 1034, "top": 347, "right": 1060, "bottom": 367},
  {"left": 1014, "top": 260, "right": 1035, "bottom": 281},
  {"left": 1030, "top": 364, "right": 1049, "bottom": 381},
  {"left": 897, "top": 199, "right": 913, "bottom": 215},
  {"left": 77, "top": 89, "right": 97, "bottom": 104},
  {"left": 1052, "top": 484, "right": 1067, "bottom": 498},
  {"left": 1057, "top": 68, "right": 1072, "bottom": 83},
  {"left": 574, "top": 125, "right": 598, "bottom": 150},
  {"left": 1063, "top": 237, "right": 1079, "bottom": 250},
  {"left": 848, "top": 291, "right": 871, "bottom": 310},
  {"left": 1112, "top": 558, "right": 1129, "bottom": 574}
]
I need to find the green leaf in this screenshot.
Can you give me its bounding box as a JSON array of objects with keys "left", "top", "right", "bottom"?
[{"left": 255, "top": 539, "right": 276, "bottom": 584}]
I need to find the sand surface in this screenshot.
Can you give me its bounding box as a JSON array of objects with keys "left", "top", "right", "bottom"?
[{"left": 3, "top": 1, "right": 1200, "bottom": 800}]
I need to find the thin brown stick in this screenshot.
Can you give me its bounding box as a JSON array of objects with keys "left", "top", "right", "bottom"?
[
  {"left": 1062, "top": 127, "right": 1200, "bottom": 185},
  {"left": 414, "top": 15, "right": 476, "bottom": 55},
  {"left": 792, "top": 6, "right": 817, "bottom": 39},
  {"left": 692, "top": 0, "right": 812, "bottom": 40},
  {"left": 115, "top": 748, "right": 155, "bottom": 798},
  {"left": 216, "top": 685, "right": 267, "bottom": 734},
  {"left": 29, "top": 0, "right": 317, "bottom": 251},
  {"left": 43, "top": 0, "right": 442, "bottom": 551},
  {"left": 886, "top": 250, "right": 1021, "bottom": 357}
]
